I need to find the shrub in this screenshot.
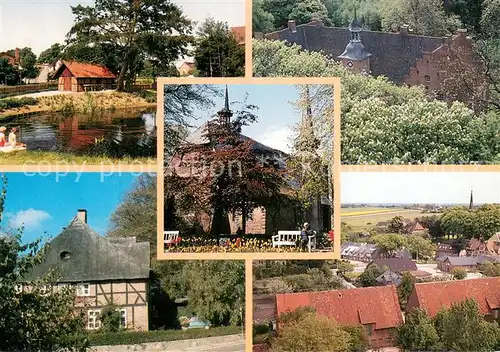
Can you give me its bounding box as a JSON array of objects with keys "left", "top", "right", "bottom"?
[
  {"left": 0, "top": 97, "right": 38, "bottom": 110},
  {"left": 450, "top": 267, "right": 467, "bottom": 280},
  {"left": 99, "top": 303, "right": 122, "bottom": 332}
]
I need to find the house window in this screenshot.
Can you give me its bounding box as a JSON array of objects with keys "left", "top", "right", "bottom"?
[
  {"left": 424, "top": 75, "right": 431, "bottom": 82},
  {"left": 119, "top": 309, "right": 127, "bottom": 328},
  {"left": 77, "top": 283, "right": 90, "bottom": 296},
  {"left": 87, "top": 310, "right": 101, "bottom": 330}
]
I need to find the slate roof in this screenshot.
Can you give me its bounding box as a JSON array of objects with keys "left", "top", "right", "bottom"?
[
  {"left": 376, "top": 270, "right": 402, "bottom": 286},
  {"left": 53, "top": 60, "right": 117, "bottom": 79},
  {"left": 408, "top": 277, "right": 500, "bottom": 317},
  {"left": 370, "top": 258, "right": 418, "bottom": 273},
  {"left": 444, "top": 256, "right": 478, "bottom": 266},
  {"left": 23, "top": 216, "right": 150, "bottom": 282},
  {"left": 265, "top": 22, "right": 447, "bottom": 84},
  {"left": 276, "top": 286, "right": 403, "bottom": 330}
]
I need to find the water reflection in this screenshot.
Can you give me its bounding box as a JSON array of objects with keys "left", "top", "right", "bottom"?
[{"left": 3, "top": 109, "right": 157, "bottom": 158}]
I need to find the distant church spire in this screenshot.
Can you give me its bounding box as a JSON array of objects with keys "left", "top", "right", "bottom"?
[
  {"left": 469, "top": 187, "right": 474, "bottom": 210},
  {"left": 338, "top": 8, "right": 372, "bottom": 72},
  {"left": 217, "top": 85, "right": 233, "bottom": 126}
]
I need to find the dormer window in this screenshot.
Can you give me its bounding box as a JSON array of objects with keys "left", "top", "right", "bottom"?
[
  {"left": 424, "top": 75, "right": 431, "bottom": 83},
  {"left": 60, "top": 251, "right": 71, "bottom": 261}
]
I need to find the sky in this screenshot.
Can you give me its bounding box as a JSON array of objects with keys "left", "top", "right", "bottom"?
[
  {"left": 185, "top": 84, "right": 302, "bottom": 154},
  {"left": 341, "top": 172, "right": 500, "bottom": 205},
  {"left": 0, "top": 172, "right": 141, "bottom": 244},
  {"left": 0, "top": 0, "right": 245, "bottom": 55}
]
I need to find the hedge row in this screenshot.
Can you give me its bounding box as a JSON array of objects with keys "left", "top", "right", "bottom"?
[
  {"left": 0, "top": 97, "right": 38, "bottom": 110},
  {"left": 88, "top": 325, "right": 242, "bottom": 346}
]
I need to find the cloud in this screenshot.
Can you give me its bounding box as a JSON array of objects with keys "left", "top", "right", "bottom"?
[
  {"left": 255, "top": 126, "right": 296, "bottom": 154},
  {"left": 8, "top": 209, "right": 51, "bottom": 230}
]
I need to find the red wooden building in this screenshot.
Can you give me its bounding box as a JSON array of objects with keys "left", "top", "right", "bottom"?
[{"left": 53, "top": 61, "right": 116, "bottom": 92}]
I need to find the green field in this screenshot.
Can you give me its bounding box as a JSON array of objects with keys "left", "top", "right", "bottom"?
[{"left": 341, "top": 207, "right": 437, "bottom": 232}]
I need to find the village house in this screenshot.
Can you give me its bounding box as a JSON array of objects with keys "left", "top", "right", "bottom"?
[
  {"left": 486, "top": 233, "right": 500, "bottom": 256},
  {"left": 0, "top": 48, "right": 19, "bottom": 66},
  {"left": 435, "top": 240, "right": 464, "bottom": 259},
  {"left": 406, "top": 277, "right": 500, "bottom": 322},
  {"left": 178, "top": 60, "right": 195, "bottom": 76},
  {"left": 21, "top": 209, "right": 150, "bottom": 331},
  {"left": 367, "top": 257, "right": 418, "bottom": 274},
  {"left": 341, "top": 242, "right": 411, "bottom": 262},
  {"left": 262, "top": 17, "right": 484, "bottom": 99},
  {"left": 52, "top": 61, "right": 116, "bottom": 92},
  {"left": 275, "top": 286, "right": 403, "bottom": 349},
  {"left": 437, "top": 255, "right": 478, "bottom": 273},
  {"left": 231, "top": 26, "right": 246, "bottom": 46},
  {"left": 466, "top": 238, "right": 488, "bottom": 256},
  {"left": 404, "top": 219, "right": 427, "bottom": 235},
  {"left": 169, "top": 86, "right": 331, "bottom": 235}
]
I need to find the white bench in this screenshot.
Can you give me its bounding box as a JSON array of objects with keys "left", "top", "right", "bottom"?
[
  {"left": 272, "top": 230, "right": 317, "bottom": 252},
  {"left": 164, "top": 231, "right": 180, "bottom": 247}
]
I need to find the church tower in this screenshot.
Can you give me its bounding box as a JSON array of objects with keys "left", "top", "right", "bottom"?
[
  {"left": 469, "top": 187, "right": 474, "bottom": 210},
  {"left": 217, "top": 85, "right": 233, "bottom": 127},
  {"left": 338, "top": 9, "right": 372, "bottom": 74}
]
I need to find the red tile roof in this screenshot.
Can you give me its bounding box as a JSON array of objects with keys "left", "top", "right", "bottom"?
[
  {"left": 409, "top": 277, "right": 500, "bottom": 317},
  {"left": 276, "top": 286, "right": 403, "bottom": 330},
  {"left": 231, "top": 26, "right": 245, "bottom": 45},
  {"left": 55, "top": 61, "right": 116, "bottom": 79}
]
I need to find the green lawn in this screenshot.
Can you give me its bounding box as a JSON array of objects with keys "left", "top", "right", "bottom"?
[
  {"left": 88, "top": 326, "right": 243, "bottom": 346},
  {"left": 0, "top": 150, "right": 156, "bottom": 165}
]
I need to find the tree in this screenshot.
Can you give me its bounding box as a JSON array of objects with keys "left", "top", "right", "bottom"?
[
  {"left": 0, "top": 58, "right": 20, "bottom": 85},
  {"left": 107, "top": 174, "right": 157, "bottom": 255},
  {"left": 100, "top": 303, "right": 122, "bottom": 332},
  {"left": 450, "top": 267, "right": 467, "bottom": 280},
  {"left": 253, "top": 0, "right": 275, "bottom": 33},
  {"left": 0, "top": 177, "right": 88, "bottom": 351},
  {"left": 397, "top": 308, "right": 439, "bottom": 351},
  {"left": 438, "top": 299, "right": 500, "bottom": 351},
  {"left": 397, "top": 271, "right": 416, "bottom": 309},
  {"left": 441, "top": 204, "right": 500, "bottom": 239},
  {"left": 477, "top": 261, "right": 500, "bottom": 277},
  {"left": 252, "top": 39, "right": 500, "bottom": 165},
  {"left": 193, "top": 18, "right": 245, "bottom": 77},
  {"left": 448, "top": 0, "right": 484, "bottom": 32},
  {"left": 359, "top": 263, "right": 385, "bottom": 287},
  {"left": 417, "top": 215, "right": 443, "bottom": 239},
  {"left": 67, "top": 0, "right": 192, "bottom": 91},
  {"left": 38, "top": 43, "right": 64, "bottom": 64},
  {"left": 388, "top": 215, "right": 405, "bottom": 234},
  {"left": 480, "top": 0, "right": 500, "bottom": 39},
  {"left": 263, "top": 0, "right": 298, "bottom": 30},
  {"left": 406, "top": 234, "right": 436, "bottom": 260},
  {"left": 271, "top": 306, "right": 365, "bottom": 352},
  {"left": 372, "top": 233, "right": 407, "bottom": 257},
  {"left": 288, "top": 0, "right": 330, "bottom": 26},
  {"left": 336, "top": 261, "right": 355, "bottom": 276},
  {"left": 379, "top": 0, "right": 461, "bottom": 36},
  {"left": 18, "top": 47, "right": 39, "bottom": 79}
]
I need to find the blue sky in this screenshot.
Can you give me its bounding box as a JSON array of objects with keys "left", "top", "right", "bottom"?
[
  {"left": 0, "top": 172, "right": 140, "bottom": 244},
  {"left": 0, "top": 0, "right": 245, "bottom": 55},
  {"left": 190, "top": 84, "right": 302, "bottom": 153},
  {"left": 341, "top": 172, "right": 500, "bottom": 205}
]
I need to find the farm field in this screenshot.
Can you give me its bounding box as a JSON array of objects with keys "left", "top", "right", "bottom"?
[{"left": 341, "top": 207, "right": 440, "bottom": 232}]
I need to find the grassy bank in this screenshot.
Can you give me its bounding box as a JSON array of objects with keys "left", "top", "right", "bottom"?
[
  {"left": 88, "top": 326, "right": 242, "bottom": 346},
  {"left": 0, "top": 150, "right": 157, "bottom": 166},
  {"left": 0, "top": 91, "right": 156, "bottom": 120}
]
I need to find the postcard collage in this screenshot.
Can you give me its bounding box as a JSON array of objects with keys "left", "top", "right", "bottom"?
[{"left": 0, "top": 0, "right": 499, "bottom": 351}]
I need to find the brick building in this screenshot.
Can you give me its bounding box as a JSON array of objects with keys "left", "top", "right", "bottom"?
[
  {"left": 275, "top": 286, "right": 403, "bottom": 349},
  {"left": 22, "top": 209, "right": 150, "bottom": 331},
  {"left": 263, "top": 17, "right": 484, "bottom": 100},
  {"left": 406, "top": 277, "right": 500, "bottom": 322}
]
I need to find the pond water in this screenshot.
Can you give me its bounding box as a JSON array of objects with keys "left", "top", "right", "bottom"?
[{"left": 2, "top": 108, "right": 156, "bottom": 158}]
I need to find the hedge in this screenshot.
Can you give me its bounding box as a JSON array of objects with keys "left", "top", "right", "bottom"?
[
  {"left": 0, "top": 97, "right": 38, "bottom": 110},
  {"left": 88, "top": 325, "right": 242, "bottom": 346}
]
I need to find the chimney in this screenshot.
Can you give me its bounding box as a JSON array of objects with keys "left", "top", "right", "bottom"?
[
  {"left": 400, "top": 25, "right": 409, "bottom": 35},
  {"left": 288, "top": 20, "right": 297, "bottom": 33},
  {"left": 15, "top": 48, "right": 20, "bottom": 63},
  {"left": 77, "top": 209, "right": 87, "bottom": 224}
]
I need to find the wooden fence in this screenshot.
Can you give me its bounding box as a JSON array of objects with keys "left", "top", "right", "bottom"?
[{"left": 0, "top": 82, "right": 58, "bottom": 95}]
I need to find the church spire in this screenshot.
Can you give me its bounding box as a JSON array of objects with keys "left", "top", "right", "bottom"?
[
  {"left": 217, "top": 85, "right": 233, "bottom": 126},
  {"left": 338, "top": 8, "right": 372, "bottom": 72},
  {"left": 469, "top": 187, "right": 474, "bottom": 210}
]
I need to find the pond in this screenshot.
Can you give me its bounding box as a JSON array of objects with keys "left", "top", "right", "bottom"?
[{"left": 2, "top": 108, "right": 157, "bottom": 158}]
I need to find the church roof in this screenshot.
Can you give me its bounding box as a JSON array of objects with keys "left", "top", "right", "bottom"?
[
  {"left": 265, "top": 22, "right": 446, "bottom": 84},
  {"left": 23, "top": 216, "right": 150, "bottom": 282}
]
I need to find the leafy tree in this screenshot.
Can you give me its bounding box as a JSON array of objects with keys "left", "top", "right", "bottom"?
[
  {"left": 100, "top": 303, "right": 122, "bottom": 332},
  {"left": 397, "top": 272, "right": 415, "bottom": 309},
  {"left": 359, "top": 263, "right": 386, "bottom": 287},
  {"left": 253, "top": 39, "right": 500, "bottom": 165},
  {"left": 67, "top": 0, "right": 192, "bottom": 91},
  {"left": 253, "top": 0, "right": 275, "bottom": 33},
  {"left": 272, "top": 306, "right": 365, "bottom": 352},
  {"left": 0, "top": 177, "right": 89, "bottom": 351},
  {"left": 18, "top": 47, "right": 39, "bottom": 79},
  {"left": 438, "top": 299, "right": 500, "bottom": 351},
  {"left": 0, "top": 58, "right": 20, "bottom": 85},
  {"left": 336, "top": 260, "right": 355, "bottom": 276},
  {"left": 441, "top": 204, "right": 500, "bottom": 239},
  {"left": 107, "top": 174, "right": 157, "bottom": 256},
  {"left": 38, "top": 43, "right": 64, "bottom": 64},
  {"left": 288, "top": 0, "right": 330, "bottom": 26},
  {"left": 417, "top": 215, "right": 443, "bottom": 239},
  {"left": 388, "top": 215, "right": 405, "bottom": 234},
  {"left": 193, "top": 18, "right": 245, "bottom": 77},
  {"left": 450, "top": 267, "right": 467, "bottom": 280},
  {"left": 263, "top": 0, "right": 298, "bottom": 30},
  {"left": 372, "top": 233, "right": 407, "bottom": 256},
  {"left": 406, "top": 234, "right": 436, "bottom": 260},
  {"left": 397, "top": 308, "right": 440, "bottom": 351},
  {"left": 379, "top": 0, "right": 461, "bottom": 36},
  {"left": 448, "top": 0, "right": 484, "bottom": 32},
  {"left": 477, "top": 261, "right": 500, "bottom": 277},
  {"left": 480, "top": 0, "right": 500, "bottom": 38},
  {"left": 330, "top": 0, "right": 382, "bottom": 30}
]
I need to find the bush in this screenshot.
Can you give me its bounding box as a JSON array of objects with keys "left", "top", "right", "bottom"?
[
  {"left": 450, "top": 267, "right": 467, "bottom": 280},
  {"left": 88, "top": 326, "right": 242, "bottom": 346},
  {"left": 253, "top": 323, "right": 271, "bottom": 336},
  {"left": 0, "top": 97, "right": 38, "bottom": 110},
  {"left": 100, "top": 303, "right": 122, "bottom": 332}
]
